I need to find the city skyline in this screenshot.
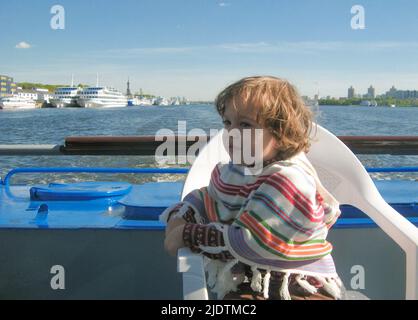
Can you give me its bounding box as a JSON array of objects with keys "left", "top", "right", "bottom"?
[
  {"left": 344, "top": 84, "right": 418, "bottom": 100},
  {"left": 2, "top": 1, "right": 418, "bottom": 100},
  {"left": 5, "top": 75, "right": 418, "bottom": 101}
]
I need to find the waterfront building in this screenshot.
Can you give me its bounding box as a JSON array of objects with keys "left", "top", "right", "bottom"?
[
  {"left": 367, "top": 85, "right": 376, "bottom": 99},
  {"left": 15, "top": 90, "right": 38, "bottom": 100},
  {"left": 384, "top": 86, "right": 418, "bottom": 99},
  {"left": 0, "top": 75, "right": 17, "bottom": 97},
  {"left": 35, "top": 88, "right": 53, "bottom": 102},
  {"left": 386, "top": 86, "right": 397, "bottom": 98},
  {"left": 348, "top": 86, "right": 355, "bottom": 99}
]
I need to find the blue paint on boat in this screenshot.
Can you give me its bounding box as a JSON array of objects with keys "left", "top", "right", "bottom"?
[
  {"left": 30, "top": 182, "right": 133, "bottom": 201},
  {"left": 0, "top": 171, "right": 416, "bottom": 230}
]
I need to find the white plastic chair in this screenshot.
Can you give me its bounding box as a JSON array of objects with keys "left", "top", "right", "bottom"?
[{"left": 177, "top": 124, "right": 418, "bottom": 300}]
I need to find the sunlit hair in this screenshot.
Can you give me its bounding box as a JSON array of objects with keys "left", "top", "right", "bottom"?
[{"left": 215, "top": 75, "right": 315, "bottom": 161}]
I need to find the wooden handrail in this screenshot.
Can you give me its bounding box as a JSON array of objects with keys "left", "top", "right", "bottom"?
[
  {"left": 0, "top": 136, "right": 417, "bottom": 156},
  {"left": 63, "top": 135, "right": 418, "bottom": 156},
  {"left": 337, "top": 136, "right": 418, "bottom": 155},
  {"left": 63, "top": 136, "right": 203, "bottom": 155}
]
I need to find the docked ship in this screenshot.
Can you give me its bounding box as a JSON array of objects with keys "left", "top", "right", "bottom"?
[
  {"left": 0, "top": 95, "right": 37, "bottom": 110},
  {"left": 76, "top": 87, "right": 128, "bottom": 108},
  {"left": 50, "top": 87, "right": 80, "bottom": 108}
]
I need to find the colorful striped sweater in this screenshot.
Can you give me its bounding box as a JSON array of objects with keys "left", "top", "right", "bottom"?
[{"left": 161, "top": 151, "right": 343, "bottom": 299}]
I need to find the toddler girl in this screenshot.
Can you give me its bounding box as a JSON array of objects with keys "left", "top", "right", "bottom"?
[{"left": 162, "top": 76, "right": 344, "bottom": 300}]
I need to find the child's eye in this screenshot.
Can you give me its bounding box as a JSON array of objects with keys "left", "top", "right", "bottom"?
[
  {"left": 240, "top": 122, "right": 252, "bottom": 128},
  {"left": 223, "top": 120, "right": 231, "bottom": 126}
]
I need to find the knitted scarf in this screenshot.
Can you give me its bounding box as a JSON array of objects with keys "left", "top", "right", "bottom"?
[{"left": 162, "top": 151, "right": 343, "bottom": 300}]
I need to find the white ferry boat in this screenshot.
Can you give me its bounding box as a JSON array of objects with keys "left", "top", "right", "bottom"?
[
  {"left": 50, "top": 87, "right": 80, "bottom": 108},
  {"left": 136, "top": 96, "right": 154, "bottom": 106},
  {"left": 77, "top": 87, "right": 128, "bottom": 108},
  {"left": 127, "top": 97, "right": 154, "bottom": 107},
  {"left": 153, "top": 96, "right": 169, "bottom": 106},
  {"left": 0, "top": 95, "right": 37, "bottom": 110},
  {"left": 360, "top": 100, "right": 378, "bottom": 107}
]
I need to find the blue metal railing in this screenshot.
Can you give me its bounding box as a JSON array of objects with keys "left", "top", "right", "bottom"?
[
  {"left": 1, "top": 166, "right": 417, "bottom": 186},
  {"left": 2, "top": 167, "right": 190, "bottom": 186},
  {"left": 0, "top": 166, "right": 417, "bottom": 230},
  {"left": 366, "top": 167, "right": 418, "bottom": 173}
]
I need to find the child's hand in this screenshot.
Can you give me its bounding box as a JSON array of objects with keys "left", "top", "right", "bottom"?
[
  {"left": 165, "top": 216, "right": 186, "bottom": 236},
  {"left": 164, "top": 224, "right": 185, "bottom": 257}
]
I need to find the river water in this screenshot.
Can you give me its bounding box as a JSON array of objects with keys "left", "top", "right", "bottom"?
[{"left": 0, "top": 104, "right": 416, "bottom": 184}]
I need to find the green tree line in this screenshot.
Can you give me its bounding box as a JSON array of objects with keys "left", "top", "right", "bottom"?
[
  {"left": 17, "top": 82, "right": 89, "bottom": 92},
  {"left": 319, "top": 98, "right": 418, "bottom": 107}
]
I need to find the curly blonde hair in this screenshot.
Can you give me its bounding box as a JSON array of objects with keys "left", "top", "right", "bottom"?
[{"left": 215, "top": 76, "right": 315, "bottom": 161}]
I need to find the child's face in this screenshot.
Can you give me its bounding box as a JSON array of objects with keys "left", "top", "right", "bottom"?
[{"left": 222, "top": 101, "right": 278, "bottom": 165}]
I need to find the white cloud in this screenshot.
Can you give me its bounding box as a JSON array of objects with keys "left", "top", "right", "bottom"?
[
  {"left": 219, "top": 2, "right": 231, "bottom": 7},
  {"left": 15, "top": 41, "right": 32, "bottom": 49}
]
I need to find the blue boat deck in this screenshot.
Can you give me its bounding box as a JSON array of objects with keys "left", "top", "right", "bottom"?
[{"left": 0, "top": 179, "right": 417, "bottom": 230}]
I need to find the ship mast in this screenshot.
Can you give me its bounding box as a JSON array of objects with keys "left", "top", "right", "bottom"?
[{"left": 126, "top": 77, "right": 132, "bottom": 97}]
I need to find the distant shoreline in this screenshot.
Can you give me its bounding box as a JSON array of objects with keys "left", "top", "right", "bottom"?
[{"left": 318, "top": 104, "right": 418, "bottom": 108}]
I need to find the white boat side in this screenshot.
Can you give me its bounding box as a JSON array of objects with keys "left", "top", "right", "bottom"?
[
  {"left": 0, "top": 95, "right": 37, "bottom": 110},
  {"left": 50, "top": 87, "right": 80, "bottom": 108},
  {"left": 77, "top": 87, "right": 128, "bottom": 108}
]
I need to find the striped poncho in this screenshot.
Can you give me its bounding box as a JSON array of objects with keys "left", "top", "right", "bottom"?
[{"left": 161, "top": 151, "right": 343, "bottom": 299}]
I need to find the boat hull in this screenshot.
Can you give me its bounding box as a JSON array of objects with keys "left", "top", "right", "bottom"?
[
  {"left": 77, "top": 99, "right": 128, "bottom": 108},
  {"left": 0, "top": 225, "right": 407, "bottom": 299},
  {"left": 0, "top": 102, "right": 37, "bottom": 109},
  {"left": 0, "top": 228, "right": 182, "bottom": 299},
  {"left": 50, "top": 99, "right": 79, "bottom": 108}
]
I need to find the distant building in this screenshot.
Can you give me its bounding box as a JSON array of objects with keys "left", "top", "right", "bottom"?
[
  {"left": 384, "top": 85, "right": 418, "bottom": 99},
  {"left": 386, "top": 86, "right": 397, "bottom": 98},
  {"left": 348, "top": 86, "right": 355, "bottom": 99},
  {"left": 35, "top": 88, "right": 53, "bottom": 102},
  {"left": 12, "top": 88, "right": 53, "bottom": 102},
  {"left": 15, "top": 90, "right": 38, "bottom": 100},
  {"left": 0, "top": 75, "right": 17, "bottom": 97},
  {"left": 367, "top": 85, "right": 376, "bottom": 98}
]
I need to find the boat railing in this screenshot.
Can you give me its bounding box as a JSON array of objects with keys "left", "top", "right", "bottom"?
[
  {"left": 0, "top": 167, "right": 190, "bottom": 186},
  {"left": 0, "top": 135, "right": 416, "bottom": 186},
  {"left": 1, "top": 166, "right": 417, "bottom": 186}
]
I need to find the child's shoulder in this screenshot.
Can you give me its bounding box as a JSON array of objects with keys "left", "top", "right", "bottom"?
[
  {"left": 214, "top": 156, "right": 315, "bottom": 184},
  {"left": 264, "top": 160, "right": 316, "bottom": 185}
]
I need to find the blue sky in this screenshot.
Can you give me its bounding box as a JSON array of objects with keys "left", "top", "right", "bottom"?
[{"left": 1, "top": 0, "right": 418, "bottom": 100}]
